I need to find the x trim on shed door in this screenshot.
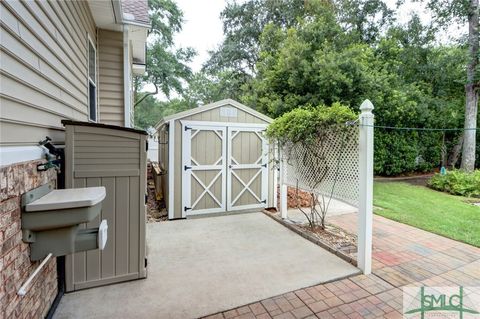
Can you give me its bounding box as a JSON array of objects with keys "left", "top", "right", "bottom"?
[
  {"left": 227, "top": 127, "right": 269, "bottom": 211},
  {"left": 182, "top": 123, "right": 227, "bottom": 216}
]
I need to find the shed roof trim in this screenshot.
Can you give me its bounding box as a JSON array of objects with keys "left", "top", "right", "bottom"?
[{"left": 155, "top": 99, "right": 273, "bottom": 129}]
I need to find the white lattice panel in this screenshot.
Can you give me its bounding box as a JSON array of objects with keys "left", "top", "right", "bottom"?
[{"left": 283, "top": 126, "right": 359, "bottom": 207}]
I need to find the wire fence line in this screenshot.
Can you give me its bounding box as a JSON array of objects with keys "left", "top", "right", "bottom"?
[
  {"left": 281, "top": 121, "right": 477, "bottom": 208},
  {"left": 359, "top": 124, "right": 480, "bottom": 132}
]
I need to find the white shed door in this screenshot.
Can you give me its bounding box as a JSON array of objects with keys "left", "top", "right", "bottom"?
[
  {"left": 182, "top": 123, "right": 268, "bottom": 216},
  {"left": 182, "top": 124, "right": 227, "bottom": 215},
  {"left": 227, "top": 127, "right": 269, "bottom": 211}
]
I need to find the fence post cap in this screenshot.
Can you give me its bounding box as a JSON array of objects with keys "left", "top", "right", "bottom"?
[{"left": 360, "top": 99, "right": 374, "bottom": 112}]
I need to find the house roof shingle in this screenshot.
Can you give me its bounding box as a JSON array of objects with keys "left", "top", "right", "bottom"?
[{"left": 121, "top": 0, "right": 150, "bottom": 27}]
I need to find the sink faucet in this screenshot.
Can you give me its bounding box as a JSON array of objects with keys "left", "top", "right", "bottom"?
[{"left": 37, "top": 137, "right": 62, "bottom": 172}]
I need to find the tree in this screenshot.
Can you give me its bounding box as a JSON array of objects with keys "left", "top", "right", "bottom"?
[
  {"left": 134, "top": 95, "right": 164, "bottom": 129},
  {"left": 334, "top": 0, "right": 395, "bottom": 43},
  {"left": 462, "top": 0, "right": 479, "bottom": 171},
  {"left": 241, "top": 3, "right": 467, "bottom": 175},
  {"left": 134, "top": 0, "right": 196, "bottom": 107},
  {"left": 202, "top": 0, "right": 307, "bottom": 97},
  {"left": 422, "top": 0, "right": 479, "bottom": 171},
  {"left": 134, "top": 95, "right": 196, "bottom": 130},
  {"left": 177, "top": 0, "right": 474, "bottom": 175},
  {"left": 181, "top": 71, "right": 245, "bottom": 105}
]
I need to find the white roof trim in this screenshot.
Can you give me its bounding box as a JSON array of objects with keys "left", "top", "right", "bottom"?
[
  {"left": 88, "top": 0, "right": 150, "bottom": 31},
  {"left": 155, "top": 99, "right": 272, "bottom": 129},
  {"left": 123, "top": 19, "right": 152, "bottom": 28},
  {"left": 88, "top": 0, "right": 122, "bottom": 31}
]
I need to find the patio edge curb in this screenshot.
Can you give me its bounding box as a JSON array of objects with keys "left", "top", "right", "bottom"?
[{"left": 262, "top": 210, "right": 358, "bottom": 267}]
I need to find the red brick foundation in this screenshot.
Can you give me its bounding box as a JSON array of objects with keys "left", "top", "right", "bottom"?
[{"left": 1, "top": 160, "right": 58, "bottom": 319}]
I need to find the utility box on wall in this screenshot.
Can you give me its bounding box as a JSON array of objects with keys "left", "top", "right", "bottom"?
[{"left": 62, "top": 120, "right": 148, "bottom": 292}]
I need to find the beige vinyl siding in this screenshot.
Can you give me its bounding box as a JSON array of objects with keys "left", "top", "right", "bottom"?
[
  {"left": 172, "top": 104, "right": 272, "bottom": 218},
  {"left": 98, "top": 29, "right": 124, "bottom": 126},
  {"left": 0, "top": 0, "right": 96, "bottom": 146}
]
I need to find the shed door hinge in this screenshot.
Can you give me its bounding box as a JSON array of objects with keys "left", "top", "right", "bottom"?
[
  {"left": 261, "top": 163, "right": 267, "bottom": 168},
  {"left": 261, "top": 199, "right": 267, "bottom": 204},
  {"left": 184, "top": 165, "right": 192, "bottom": 171},
  {"left": 185, "top": 126, "right": 191, "bottom": 131},
  {"left": 184, "top": 206, "right": 191, "bottom": 212}
]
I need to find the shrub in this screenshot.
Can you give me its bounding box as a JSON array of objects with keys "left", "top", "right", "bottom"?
[
  {"left": 428, "top": 170, "right": 480, "bottom": 198},
  {"left": 374, "top": 130, "right": 443, "bottom": 176},
  {"left": 265, "top": 102, "right": 357, "bottom": 145}
]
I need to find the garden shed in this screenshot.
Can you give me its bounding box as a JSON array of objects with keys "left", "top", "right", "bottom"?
[{"left": 155, "top": 99, "right": 276, "bottom": 219}]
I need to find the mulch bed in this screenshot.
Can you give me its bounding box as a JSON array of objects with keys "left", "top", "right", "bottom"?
[
  {"left": 374, "top": 173, "right": 435, "bottom": 187},
  {"left": 264, "top": 210, "right": 358, "bottom": 265},
  {"left": 299, "top": 224, "right": 357, "bottom": 255},
  {"left": 273, "top": 186, "right": 357, "bottom": 263}
]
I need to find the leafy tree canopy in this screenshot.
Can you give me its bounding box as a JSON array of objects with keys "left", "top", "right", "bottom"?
[
  {"left": 134, "top": 95, "right": 195, "bottom": 130},
  {"left": 136, "top": 0, "right": 477, "bottom": 174},
  {"left": 135, "top": 0, "right": 196, "bottom": 102}
]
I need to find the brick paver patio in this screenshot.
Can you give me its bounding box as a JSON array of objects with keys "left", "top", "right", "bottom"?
[{"left": 203, "top": 213, "right": 480, "bottom": 319}]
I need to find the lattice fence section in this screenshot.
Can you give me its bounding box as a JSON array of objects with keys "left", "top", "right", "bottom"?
[{"left": 283, "top": 125, "right": 359, "bottom": 207}]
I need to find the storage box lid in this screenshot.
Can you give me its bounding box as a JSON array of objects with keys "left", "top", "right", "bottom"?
[{"left": 25, "top": 187, "right": 106, "bottom": 212}]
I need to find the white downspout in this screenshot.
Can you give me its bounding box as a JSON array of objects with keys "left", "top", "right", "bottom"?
[{"left": 123, "top": 25, "right": 131, "bottom": 128}]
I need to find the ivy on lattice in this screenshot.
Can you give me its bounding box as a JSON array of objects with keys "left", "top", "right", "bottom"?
[{"left": 267, "top": 104, "right": 359, "bottom": 229}]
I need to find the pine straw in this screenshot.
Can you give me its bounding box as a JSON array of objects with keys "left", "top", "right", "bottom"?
[{"left": 299, "top": 223, "right": 358, "bottom": 256}]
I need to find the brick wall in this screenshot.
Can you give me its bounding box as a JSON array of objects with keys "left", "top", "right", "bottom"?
[{"left": 1, "top": 160, "right": 58, "bottom": 319}]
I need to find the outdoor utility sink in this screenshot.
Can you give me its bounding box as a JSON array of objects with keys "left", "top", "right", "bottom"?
[
  {"left": 23, "top": 186, "right": 105, "bottom": 230},
  {"left": 22, "top": 183, "right": 108, "bottom": 261}
]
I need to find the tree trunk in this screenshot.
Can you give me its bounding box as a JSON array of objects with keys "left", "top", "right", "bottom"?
[
  {"left": 461, "top": 0, "right": 479, "bottom": 172},
  {"left": 447, "top": 134, "right": 463, "bottom": 168}
]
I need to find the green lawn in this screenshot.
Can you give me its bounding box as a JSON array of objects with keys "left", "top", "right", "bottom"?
[{"left": 373, "top": 182, "right": 480, "bottom": 247}]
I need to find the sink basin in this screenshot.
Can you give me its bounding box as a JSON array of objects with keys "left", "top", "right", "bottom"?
[
  {"left": 25, "top": 187, "right": 106, "bottom": 211},
  {"left": 21, "top": 184, "right": 108, "bottom": 260},
  {"left": 22, "top": 187, "right": 106, "bottom": 231}
]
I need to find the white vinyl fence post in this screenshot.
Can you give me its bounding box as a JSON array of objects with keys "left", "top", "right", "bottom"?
[
  {"left": 279, "top": 149, "right": 288, "bottom": 219},
  {"left": 358, "top": 99, "right": 374, "bottom": 275}
]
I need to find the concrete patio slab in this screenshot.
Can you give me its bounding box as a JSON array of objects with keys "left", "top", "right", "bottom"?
[{"left": 54, "top": 213, "right": 359, "bottom": 319}]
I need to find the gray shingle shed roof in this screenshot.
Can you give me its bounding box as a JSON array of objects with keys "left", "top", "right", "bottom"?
[{"left": 121, "top": 0, "right": 151, "bottom": 27}]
